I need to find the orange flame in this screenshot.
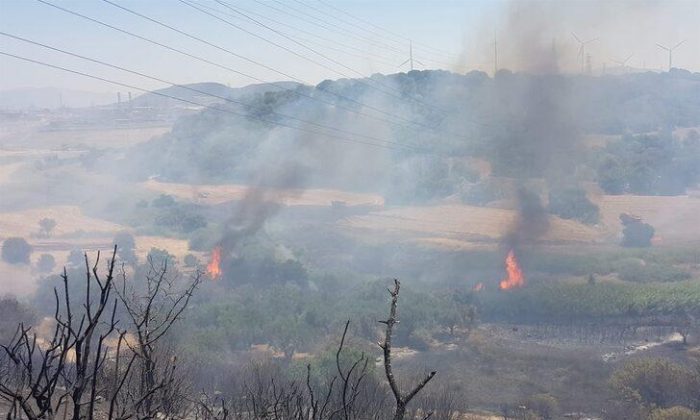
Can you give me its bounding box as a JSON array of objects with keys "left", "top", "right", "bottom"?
[
  {"left": 499, "top": 249, "right": 524, "bottom": 290},
  {"left": 207, "top": 246, "right": 222, "bottom": 279},
  {"left": 473, "top": 282, "right": 484, "bottom": 292}
]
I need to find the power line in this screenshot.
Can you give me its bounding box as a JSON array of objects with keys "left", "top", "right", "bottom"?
[
  {"left": 315, "top": 0, "right": 460, "bottom": 61},
  {"left": 193, "top": 0, "right": 399, "bottom": 68},
  {"left": 179, "top": 0, "right": 446, "bottom": 115},
  {"left": 34, "top": 0, "right": 437, "bottom": 131},
  {"left": 0, "top": 31, "right": 427, "bottom": 152},
  {"left": 0, "top": 50, "right": 422, "bottom": 152},
  {"left": 291, "top": 0, "right": 455, "bottom": 67}
]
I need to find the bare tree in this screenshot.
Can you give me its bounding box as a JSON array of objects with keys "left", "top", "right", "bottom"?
[
  {"left": 112, "top": 256, "right": 201, "bottom": 419},
  {"left": 379, "top": 279, "right": 437, "bottom": 420},
  {"left": 0, "top": 246, "right": 119, "bottom": 420},
  {"left": 0, "top": 247, "right": 201, "bottom": 420}
]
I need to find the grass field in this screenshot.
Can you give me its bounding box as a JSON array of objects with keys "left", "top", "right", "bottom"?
[
  {"left": 142, "top": 179, "right": 385, "bottom": 207},
  {"left": 0, "top": 124, "right": 170, "bottom": 149},
  {"left": 339, "top": 192, "right": 700, "bottom": 249}
]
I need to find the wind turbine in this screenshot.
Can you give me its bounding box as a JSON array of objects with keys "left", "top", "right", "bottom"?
[
  {"left": 398, "top": 41, "right": 424, "bottom": 71},
  {"left": 656, "top": 40, "right": 685, "bottom": 71},
  {"left": 572, "top": 33, "right": 598, "bottom": 74},
  {"left": 612, "top": 53, "right": 634, "bottom": 73}
]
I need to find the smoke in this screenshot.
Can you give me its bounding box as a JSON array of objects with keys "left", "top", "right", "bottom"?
[
  {"left": 493, "top": 2, "right": 581, "bottom": 249},
  {"left": 217, "top": 148, "right": 307, "bottom": 255}
]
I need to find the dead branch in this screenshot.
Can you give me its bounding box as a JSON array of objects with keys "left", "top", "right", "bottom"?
[{"left": 379, "top": 279, "right": 437, "bottom": 420}]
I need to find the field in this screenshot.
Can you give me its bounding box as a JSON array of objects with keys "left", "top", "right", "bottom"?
[
  {"left": 338, "top": 194, "right": 700, "bottom": 249},
  {"left": 142, "top": 179, "right": 385, "bottom": 207},
  {"left": 0, "top": 123, "right": 170, "bottom": 149}
]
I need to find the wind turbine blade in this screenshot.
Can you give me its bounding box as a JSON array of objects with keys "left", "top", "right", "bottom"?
[
  {"left": 673, "top": 39, "right": 686, "bottom": 49},
  {"left": 571, "top": 32, "right": 582, "bottom": 43},
  {"left": 656, "top": 43, "right": 669, "bottom": 51},
  {"left": 414, "top": 59, "right": 425, "bottom": 66},
  {"left": 585, "top": 37, "right": 599, "bottom": 44},
  {"left": 398, "top": 59, "right": 410, "bottom": 67}
]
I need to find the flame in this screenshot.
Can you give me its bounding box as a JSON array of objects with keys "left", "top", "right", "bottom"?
[
  {"left": 473, "top": 282, "right": 484, "bottom": 292},
  {"left": 207, "top": 246, "right": 222, "bottom": 279},
  {"left": 499, "top": 249, "right": 524, "bottom": 290}
]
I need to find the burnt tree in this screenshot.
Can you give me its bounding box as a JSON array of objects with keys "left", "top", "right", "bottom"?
[{"left": 380, "top": 279, "right": 437, "bottom": 420}]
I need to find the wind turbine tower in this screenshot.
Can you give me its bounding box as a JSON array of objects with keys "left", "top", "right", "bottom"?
[
  {"left": 494, "top": 31, "right": 498, "bottom": 76},
  {"left": 572, "top": 33, "right": 598, "bottom": 74},
  {"left": 656, "top": 40, "right": 685, "bottom": 71},
  {"left": 612, "top": 53, "right": 634, "bottom": 73},
  {"left": 399, "top": 41, "right": 423, "bottom": 71}
]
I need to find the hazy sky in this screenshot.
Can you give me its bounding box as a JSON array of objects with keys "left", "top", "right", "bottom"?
[{"left": 0, "top": 0, "right": 698, "bottom": 93}]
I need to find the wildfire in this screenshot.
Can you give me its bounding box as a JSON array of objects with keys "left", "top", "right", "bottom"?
[
  {"left": 207, "top": 246, "right": 222, "bottom": 279},
  {"left": 499, "top": 249, "right": 524, "bottom": 290},
  {"left": 472, "top": 282, "right": 484, "bottom": 292}
]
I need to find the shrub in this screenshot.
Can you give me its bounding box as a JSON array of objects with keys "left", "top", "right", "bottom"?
[
  {"left": 609, "top": 358, "right": 699, "bottom": 409},
  {"left": 1, "top": 237, "right": 32, "bottom": 265},
  {"left": 522, "top": 394, "right": 559, "bottom": 420},
  {"left": 37, "top": 253, "right": 56, "bottom": 273},
  {"left": 38, "top": 217, "right": 57, "bottom": 238},
  {"left": 547, "top": 186, "right": 600, "bottom": 224},
  {"left": 183, "top": 254, "right": 199, "bottom": 267},
  {"left": 648, "top": 406, "right": 700, "bottom": 420},
  {"left": 113, "top": 231, "right": 137, "bottom": 264},
  {"left": 620, "top": 214, "right": 655, "bottom": 248}
]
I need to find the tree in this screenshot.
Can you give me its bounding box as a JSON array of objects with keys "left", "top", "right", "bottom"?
[
  {"left": 36, "top": 253, "right": 56, "bottom": 273},
  {"left": 67, "top": 248, "right": 84, "bottom": 267},
  {"left": 620, "top": 214, "right": 655, "bottom": 247},
  {"left": 380, "top": 280, "right": 437, "bottom": 420},
  {"left": 38, "top": 217, "right": 57, "bottom": 238},
  {"left": 113, "top": 231, "right": 138, "bottom": 264},
  {"left": 1, "top": 237, "right": 32, "bottom": 265},
  {"left": 609, "top": 358, "right": 700, "bottom": 411},
  {"left": 548, "top": 186, "right": 600, "bottom": 224},
  {"left": 648, "top": 406, "right": 700, "bottom": 420},
  {"left": 183, "top": 253, "right": 199, "bottom": 267},
  {"left": 152, "top": 194, "right": 176, "bottom": 207}
]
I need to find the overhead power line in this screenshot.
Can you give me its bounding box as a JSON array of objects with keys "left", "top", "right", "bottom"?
[
  {"left": 0, "top": 31, "right": 427, "bottom": 152},
  {"left": 177, "top": 0, "right": 447, "bottom": 115},
  {"left": 34, "top": 0, "right": 438, "bottom": 131},
  {"left": 315, "top": 0, "right": 460, "bottom": 61},
  {"left": 0, "top": 50, "right": 424, "bottom": 152},
  {"left": 192, "top": 0, "right": 399, "bottom": 68}
]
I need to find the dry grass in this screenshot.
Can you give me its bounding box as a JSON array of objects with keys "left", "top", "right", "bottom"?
[
  {"left": 0, "top": 162, "right": 24, "bottom": 184},
  {"left": 593, "top": 194, "right": 700, "bottom": 243},
  {"left": 340, "top": 204, "right": 601, "bottom": 247},
  {"left": 141, "top": 180, "right": 384, "bottom": 207},
  {"left": 0, "top": 125, "right": 170, "bottom": 149},
  {"left": 0, "top": 205, "right": 124, "bottom": 239}
]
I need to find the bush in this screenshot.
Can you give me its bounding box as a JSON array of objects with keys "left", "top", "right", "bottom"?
[
  {"left": 113, "top": 231, "right": 137, "bottom": 264},
  {"left": 37, "top": 253, "right": 56, "bottom": 273},
  {"left": 621, "top": 214, "right": 655, "bottom": 248},
  {"left": 38, "top": 217, "right": 57, "bottom": 238},
  {"left": 617, "top": 259, "right": 691, "bottom": 283},
  {"left": 547, "top": 186, "right": 600, "bottom": 224},
  {"left": 152, "top": 194, "right": 176, "bottom": 207},
  {"left": 648, "top": 406, "right": 700, "bottom": 420},
  {"left": 183, "top": 254, "right": 199, "bottom": 267},
  {"left": 1, "top": 237, "right": 32, "bottom": 265},
  {"left": 521, "top": 394, "right": 559, "bottom": 420},
  {"left": 609, "top": 358, "right": 699, "bottom": 410},
  {"left": 67, "top": 248, "right": 84, "bottom": 267}
]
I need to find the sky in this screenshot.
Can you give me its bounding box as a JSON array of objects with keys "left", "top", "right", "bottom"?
[{"left": 0, "top": 0, "right": 698, "bottom": 94}]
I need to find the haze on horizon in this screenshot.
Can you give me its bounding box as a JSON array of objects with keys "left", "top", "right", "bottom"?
[{"left": 0, "top": 0, "right": 698, "bottom": 97}]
